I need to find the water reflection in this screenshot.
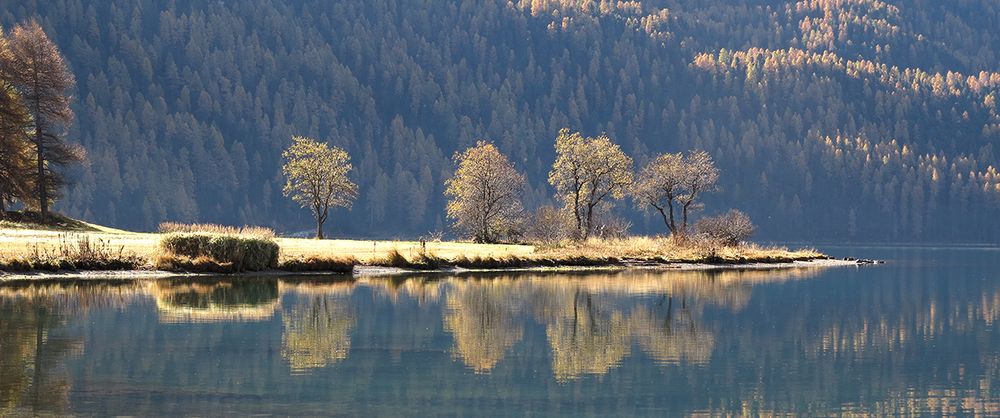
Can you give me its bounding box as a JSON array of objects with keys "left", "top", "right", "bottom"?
[
  {"left": 0, "top": 287, "right": 86, "bottom": 416},
  {"left": 152, "top": 279, "right": 281, "bottom": 323},
  {"left": 282, "top": 296, "right": 355, "bottom": 372},
  {"left": 442, "top": 281, "right": 523, "bottom": 373},
  {"left": 0, "top": 251, "right": 997, "bottom": 416}
]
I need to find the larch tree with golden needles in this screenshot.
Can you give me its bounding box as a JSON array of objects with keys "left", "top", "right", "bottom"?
[
  {"left": 7, "top": 21, "right": 82, "bottom": 220},
  {"left": 548, "top": 128, "right": 633, "bottom": 240},
  {"left": 445, "top": 141, "right": 525, "bottom": 243},
  {"left": 282, "top": 136, "right": 358, "bottom": 239},
  {"left": 0, "top": 28, "right": 32, "bottom": 214}
]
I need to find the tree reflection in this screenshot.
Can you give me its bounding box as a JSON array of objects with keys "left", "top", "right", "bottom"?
[
  {"left": 5, "top": 257, "right": 997, "bottom": 416},
  {"left": 0, "top": 295, "right": 82, "bottom": 416},
  {"left": 546, "top": 290, "right": 632, "bottom": 381},
  {"left": 442, "top": 281, "right": 523, "bottom": 373},
  {"left": 394, "top": 268, "right": 797, "bottom": 379},
  {"left": 282, "top": 296, "right": 355, "bottom": 372},
  {"left": 630, "top": 305, "right": 715, "bottom": 366}
]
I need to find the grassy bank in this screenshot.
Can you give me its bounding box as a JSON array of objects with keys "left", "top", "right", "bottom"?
[
  {"left": 535, "top": 237, "right": 824, "bottom": 264},
  {"left": 0, "top": 215, "right": 827, "bottom": 275}
]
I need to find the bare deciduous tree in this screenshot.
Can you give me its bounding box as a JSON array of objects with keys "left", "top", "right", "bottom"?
[
  {"left": 444, "top": 141, "right": 525, "bottom": 243},
  {"left": 632, "top": 150, "right": 719, "bottom": 237},
  {"left": 677, "top": 151, "right": 719, "bottom": 233},
  {"left": 632, "top": 152, "right": 685, "bottom": 235},
  {"left": 282, "top": 136, "right": 358, "bottom": 239},
  {"left": 548, "top": 128, "right": 633, "bottom": 240}
]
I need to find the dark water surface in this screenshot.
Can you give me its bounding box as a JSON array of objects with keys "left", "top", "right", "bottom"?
[{"left": 1, "top": 247, "right": 998, "bottom": 416}]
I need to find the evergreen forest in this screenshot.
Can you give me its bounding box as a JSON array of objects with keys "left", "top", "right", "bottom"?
[{"left": 3, "top": 0, "right": 999, "bottom": 242}]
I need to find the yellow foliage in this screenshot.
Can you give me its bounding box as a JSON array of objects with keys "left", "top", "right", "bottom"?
[
  {"left": 549, "top": 128, "right": 633, "bottom": 239},
  {"left": 444, "top": 141, "right": 525, "bottom": 243},
  {"left": 282, "top": 136, "right": 357, "bottom": 239}
]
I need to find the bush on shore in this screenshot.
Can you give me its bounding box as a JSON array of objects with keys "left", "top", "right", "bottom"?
[
  {"left": 694, "top": 209, "right": 755, "bottom": 246},
  {"left": 156, "top": 233, "right": 279, "bottom": 273}
]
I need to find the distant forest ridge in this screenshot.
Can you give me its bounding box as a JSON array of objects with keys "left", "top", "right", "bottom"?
[{"left": 2, "top": 0, "right": 999, "bottom": 242}]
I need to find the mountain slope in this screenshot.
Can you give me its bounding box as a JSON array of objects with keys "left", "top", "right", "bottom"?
[{"left": 3, "top": 0, "right": 998, "bottom": 242}]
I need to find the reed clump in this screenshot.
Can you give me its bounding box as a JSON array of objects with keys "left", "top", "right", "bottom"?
[
  {"left": 278, "top": 256, "right": 357, "bottom": 273},
  {"left": 158, "top": 222, "right": 275, "bottom": 238},
  {"left": 155, "top": 233, "right": 280, "bottom": 273},
  {"left": 366, "top": 249, "right": 450, "bottom": 270},
  {"left": 0, "top": 235, "right": 146, "bottom": 272}
]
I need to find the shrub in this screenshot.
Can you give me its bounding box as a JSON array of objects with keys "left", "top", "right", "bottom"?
[
  {"left": 527, "top": 205, "right": 571, "bottom": 245},
  {"left": 158, "top": 233, "right": 279, "bottom": 272},
  {"left": 694, "top": 209, "right": 755, "bottom": 246},
  {"left": 592, "top": 214, "right": 632, "bottom": 239}
]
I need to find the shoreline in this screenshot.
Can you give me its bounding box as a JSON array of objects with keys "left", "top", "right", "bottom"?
[{"left": 0, "top": 258, "right": 864, "bottom": 283}]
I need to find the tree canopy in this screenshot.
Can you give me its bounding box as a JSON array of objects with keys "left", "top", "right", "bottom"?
[
  {"left": 282, "top": 136, "right": 357, "bottom": 239},
  {"left": 549, "top": 128, "right": 633, "bottom": 239},
  {"left": 445, "top": 141, "right": 525, "bottom": 243}
]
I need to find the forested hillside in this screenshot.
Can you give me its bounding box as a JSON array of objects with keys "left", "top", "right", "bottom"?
[{"left": 3, "top": 0, "right": 999, "bottom": 242}]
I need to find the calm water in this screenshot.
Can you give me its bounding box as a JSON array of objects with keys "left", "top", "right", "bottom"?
[{"left": 1, "top": 247, "right": 998, "bottom": 416}]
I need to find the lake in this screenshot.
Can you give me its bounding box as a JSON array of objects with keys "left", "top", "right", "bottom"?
[{"left": 1, "top": 247, "right": 997, "bottom": 416}]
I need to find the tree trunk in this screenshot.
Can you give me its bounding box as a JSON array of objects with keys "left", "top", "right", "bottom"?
[
  {"left": 315, "top": 216, "right": 325, "bottom": 240},
  {"left": 656, "top": 207, "right": 672, "bottom": 234},
  {"left": 35, "top": 129, "right": 47, "bottom": 220},
  {"left": 667, "top": 201, "right": 677, "bottom": 234},
  {"left": 681, "top": 202, "right": 691, "bottom": 236},
  {"left": 584, "top": 205, "right": 594, "bottom": 240},
  {"left": 573, "top": 191, "right": 583, "bottom": 239}
]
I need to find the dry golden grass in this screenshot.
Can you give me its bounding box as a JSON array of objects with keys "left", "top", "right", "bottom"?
[
  {"left": 534, "top": 236, "right": 823, "bottom": 263},
  {"left": 0, "top": 221, "right": 823, "bottom": 272},
  {"left": 0, "top": 226, "right": 534, "bottom": 266},
  {"left": 274, "top": 237, "right": 533, "bottom": 263},
  {"left": 0, "top": 229, "right": 160, "bottom": 260},
  {"left": 158, "top": 222, "right": 275, "bottom": 237}
]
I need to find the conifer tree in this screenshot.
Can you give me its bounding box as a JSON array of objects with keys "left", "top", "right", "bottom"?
[
  {"left": 0, "top": 28, "right": 32, "bottom": 213},
  {"left": 7, "top": 21, "right": 80, "bottom": 219}
]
